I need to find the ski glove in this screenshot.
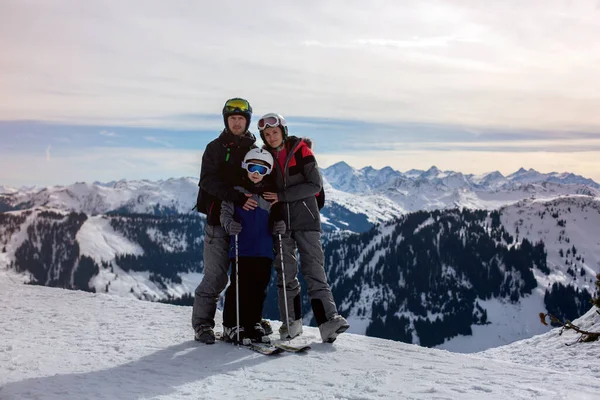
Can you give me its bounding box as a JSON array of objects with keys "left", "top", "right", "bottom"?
[
  {"left": 272, "top": 220, "right": 286, "bottom": 235},
  {"left": 226, "top": 221, "right": 242, "bottom": 235}
]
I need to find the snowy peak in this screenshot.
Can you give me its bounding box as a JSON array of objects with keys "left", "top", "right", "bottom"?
[
  {"left": 420, "top": 165, "right": 442, "bottom": 179},
  {"left": 504, "top": 168, "right": 599, "bottom": 188},
  {"left": 0, "top": 185, "right": 18, "bottom": 194},
  {"left": 508, "top": 167, "right": 547, "bottom": 183},
  {"left": 403, "top": 168, "right": 425, "bottom": 178},
  {"left": 322, "top": 163, "right": 403, "bottom": 193},
  {"left": 321, "top": 162, "right": 369, "bottom": 193},
  {"left": 0, "top": 177, "right": 200, "bottom": 215}
]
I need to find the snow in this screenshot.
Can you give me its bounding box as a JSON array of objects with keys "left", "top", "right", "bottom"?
[
  {"left": 1, "top": 177, "right": 200, "bottom": 215},
  {"left": 1, "top": 275, "right": 599, "bottom": 399},
  {"left": 436, "top": 296, "right": 550, "bottom": 353},
  {"left": 479, "top": 306, "right": 600, "bottom": 376},
  {"left": 414, "top": 216, "right": 435, "bottom": 234},
  {"left": 77, "top": 215, "right": 145, "bottom": 262},
  {"left": 3, "top": 164, "right": 598, "bottom": 234},
  {"left": 500, "top": 196, "right": 600, "bottom": 294},
  {"left": 0, "top": 185, "right": 18, "bottom": 194},
  {"left": 323, "top": 179, "right": 405, "bottom": 225}
]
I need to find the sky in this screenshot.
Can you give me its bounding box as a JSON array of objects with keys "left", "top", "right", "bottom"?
[
  {"left": 1, "top": 273, "right": 599, "bottom": 399},
  {"left": 2, "top": 0, "right": 600, "bottom": 186}
]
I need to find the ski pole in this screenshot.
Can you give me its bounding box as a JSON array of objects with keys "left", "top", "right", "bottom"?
[
  {"left": 235, "top": 233, "right": 240, "bottom": 346},
  {"left": 278, "top": 233, "right": 291, "bottom": 342}
]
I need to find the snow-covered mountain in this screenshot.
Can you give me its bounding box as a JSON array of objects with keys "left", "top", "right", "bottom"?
[
  {"left": 324, "top": 195, "right": 600, "bottom": 352},
  {"left": 0, "top": 185, "right": 18, "bottom": 194},
  {"left": 0, "top": 209, "right": 205, "bottom": 301},
  {"left": 1, "top": 165, "right": 599, "bottom": 352},
  {"left": 1, "top": 274, "right": 598, "bottom": 399},
  {"left": 507, "top": 167, "right": 600, "bottom": 188},
  {"left": 0, "top": 178, "right": 200, "bottom": 216},
  {"left": 322, "top": 163, "right": 600, "bottom": 217},
  {"left": 1, "top": 195, "right": 597, "bottom": 351},
  {"left": 2, "top": 164, "right": 598, "bottom": 234}
]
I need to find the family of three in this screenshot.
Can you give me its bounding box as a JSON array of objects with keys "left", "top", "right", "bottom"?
[{"left": 191, "top": 97, "right": 349, "bottom": 345}]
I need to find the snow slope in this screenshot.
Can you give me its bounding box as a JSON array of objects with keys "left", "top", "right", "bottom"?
[
  {"left": 0, "top": 275, "right": 598, "bottom": 400},
  {"left": 479, "top": 306, "right": 600, "bottom": 376},
  {"left": 437, "top": 196, "right": 600, "bottom": 353}
]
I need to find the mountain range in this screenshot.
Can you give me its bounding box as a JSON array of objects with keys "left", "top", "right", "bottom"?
[
  {"left": 1, "top": 164, "right": 598, "bottom": 233},
  {"left": 1, "top": 164, "right": 598, "bottom": 352}
]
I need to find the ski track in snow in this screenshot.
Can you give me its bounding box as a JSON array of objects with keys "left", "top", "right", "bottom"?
[{"left": 1, "top": 277, "right": 599, "bottom": 400}]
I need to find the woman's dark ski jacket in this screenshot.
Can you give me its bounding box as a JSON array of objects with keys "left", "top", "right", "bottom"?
[{"left": 266, "top": 136, "right": 324, "bottom": 232}]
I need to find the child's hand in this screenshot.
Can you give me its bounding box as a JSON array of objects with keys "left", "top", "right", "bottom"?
[
  {"left": 227, "top": 221, "right": 243, "bottom": 235},
  {"left": 272, "top": 220, "right": 286, "bottom": 235},
  {"left": 263, "top": 192, "right": 279, "bottom": 204}
]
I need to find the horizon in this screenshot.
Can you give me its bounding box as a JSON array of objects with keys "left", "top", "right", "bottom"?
[
  {"left": 2, "top": 1, "right": 600, "bottom": 185},
  {"left": 2, "top": 159, "right": 598, "bottom": 189}
]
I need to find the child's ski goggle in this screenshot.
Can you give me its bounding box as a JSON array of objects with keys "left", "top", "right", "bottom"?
[
  {"left": 258, "top": 115, "right": 286, "bottom": 131},
  {"left": 242, "top": 162, "right": 271, "bottom": 176},
  {"left": 224, "top": 98, "right": 251, "bottom": 113}
]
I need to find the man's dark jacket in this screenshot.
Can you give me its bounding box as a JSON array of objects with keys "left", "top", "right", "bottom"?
[{"left": 196, "top": 129, "right": 256, "bottom": 226}]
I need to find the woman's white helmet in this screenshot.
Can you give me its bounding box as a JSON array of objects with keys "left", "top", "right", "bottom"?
[{"left": 257, "top": 113, "right": 288, "bottom": 142}]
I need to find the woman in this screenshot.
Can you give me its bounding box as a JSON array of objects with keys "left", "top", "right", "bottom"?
[{"left": 258, "top": 112, "right": 349, "bottom": 343}]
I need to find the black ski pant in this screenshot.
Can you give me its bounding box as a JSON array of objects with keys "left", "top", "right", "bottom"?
[{"left": 223, "top": 256, "right": 273, "bottom": 330}]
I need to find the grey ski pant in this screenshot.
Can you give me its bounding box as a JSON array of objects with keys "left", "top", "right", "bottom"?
[
  {"left": 274, "top": 230, "right": 338, "bottom": 326},
  {"left": 192, "top": 224, "right": 230, "bottom": 330}
]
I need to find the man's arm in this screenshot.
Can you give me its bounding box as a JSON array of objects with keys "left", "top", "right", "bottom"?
[{"left": 199, "top": 142, "right": 246, "bottom": 204}]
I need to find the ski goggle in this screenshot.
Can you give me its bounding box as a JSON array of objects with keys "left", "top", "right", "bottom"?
[
  {"left": 224, "top": 98, "right": 251, "bottom": 113},
  {"left": 242, "top": 162, "right": 272, "bottom": 176},
  {"left": 258, "top": 115, "right": 286, "bottom": 131}
]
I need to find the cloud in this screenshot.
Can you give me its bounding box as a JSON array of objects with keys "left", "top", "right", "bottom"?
[
  {"left": 303, "top": 36, "right": 478, "bottom": 49},
  {"left": 0, "top": 147, "right": 202, "bottom": 186},
  {"left": 2, "top": 1, "right": 600, "bottom": 131},
  {"left": 143, "top": 136, "right": 174, "bottom": 148},
  {"left": 100, "top": 130, "right": 117, "bottom": 137}
]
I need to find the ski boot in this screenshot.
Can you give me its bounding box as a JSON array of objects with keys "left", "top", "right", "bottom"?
[
  {"left": 223, "top": 325, "right": 251, "bottom": 346},
  {"left": 248, "top": 322, "right": 271, "bottom": 343},
  {"left": 260, "top": 319, "right": 273, "bottom": 336},
  {"left": 319, "top": 315, "right": 349, "bottom": 343},
  {"left": 279, "top": 319, "right": 303, "bottom": 341},
  {"left": 194, "top": 326, "right": 216, "bottom": 344}
]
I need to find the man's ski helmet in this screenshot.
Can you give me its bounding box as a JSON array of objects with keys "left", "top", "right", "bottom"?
[
  {"left": 257, "top": 113, "right": 288, "bottom": 143},
  {"left": 222, "top": 98, "right": 252, "bottom": 133}
]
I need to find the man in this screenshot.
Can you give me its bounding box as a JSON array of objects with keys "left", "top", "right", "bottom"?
[{"left": 192, "top": 98, "right": 259, "bottom": 344}]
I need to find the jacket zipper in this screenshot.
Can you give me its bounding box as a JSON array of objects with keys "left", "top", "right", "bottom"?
[
  {"left": 277, "top": 145, "right": 293, "bottom": 230},
  {"left": 302, "top": 201, "right": 316, "bottom": 220}
]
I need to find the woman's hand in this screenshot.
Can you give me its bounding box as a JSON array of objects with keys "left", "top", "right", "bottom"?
[
  {"left": 263, "top": 192, "right": 279, "bottom": 204},
  {"left": 242, "top": 193, "right": 258, "bottom": 211}
]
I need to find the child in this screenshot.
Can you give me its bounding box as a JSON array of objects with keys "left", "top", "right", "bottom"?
[{"left": 220, "top": 148, "right": 286, "bottom": 343}]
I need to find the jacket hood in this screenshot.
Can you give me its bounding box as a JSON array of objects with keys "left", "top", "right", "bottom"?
[{"left": 262, "top": 135, "right": 313, "bottom": 151}]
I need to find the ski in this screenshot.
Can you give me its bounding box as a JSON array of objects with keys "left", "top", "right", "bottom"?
[
  {"left": 273, "top": 342, "right": 311, "bottom": 353},
  {"left": 214, "top": 332, "right": 310, "bottom": 354},
  {"left": 246, "top": 342, "right": 285, "bottom": 355},
  {"left": 215, "top": 332, "right": 284, "bottom": 355}
]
